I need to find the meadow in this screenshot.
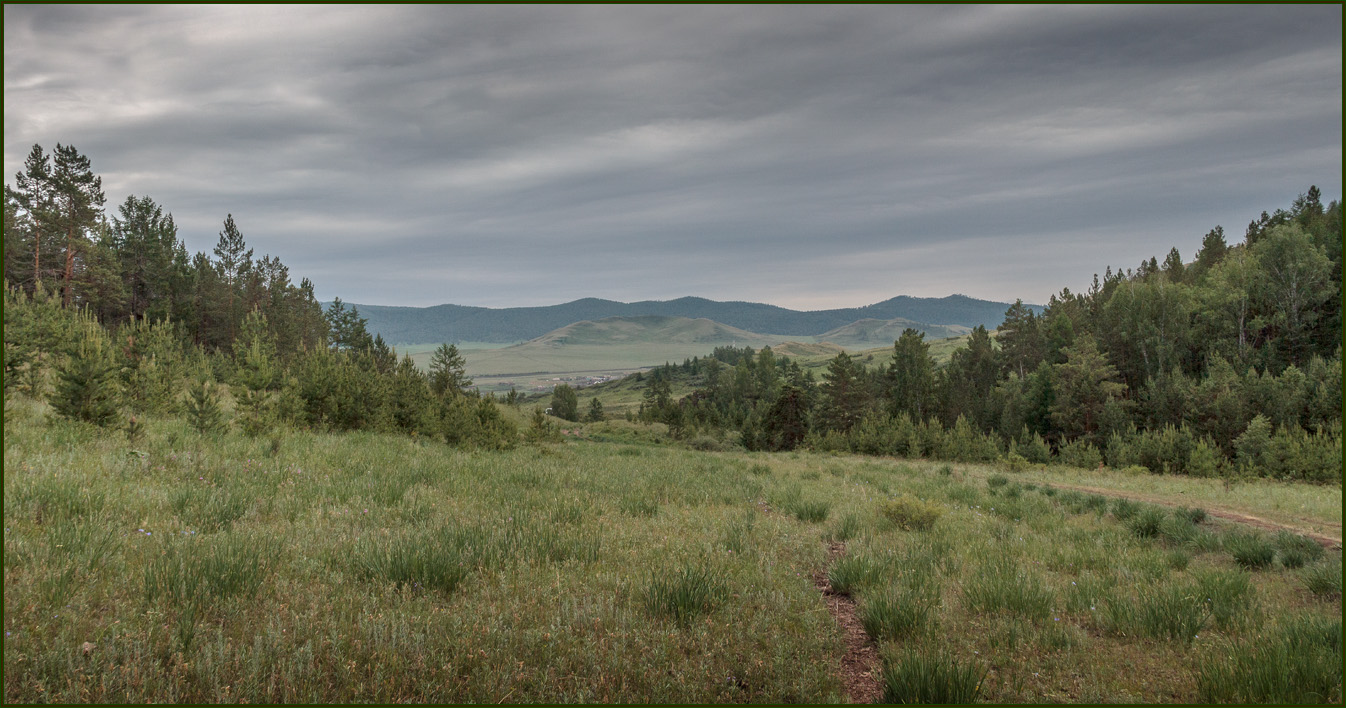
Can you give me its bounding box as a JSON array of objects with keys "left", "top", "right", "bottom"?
[{"left": 3, "top": 395, "right": 1340, "bottom": 704}]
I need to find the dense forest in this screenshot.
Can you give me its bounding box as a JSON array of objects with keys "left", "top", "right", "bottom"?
[
  {"left": 3, "top": 143, "right": 1341, "bottom": 483},
  {"left": 626, "top": 190, "right": 1342, "bottom": 483}
]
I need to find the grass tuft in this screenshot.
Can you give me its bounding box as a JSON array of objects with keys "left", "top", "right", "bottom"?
[
  {"left": 1224, "top": 531, "right": 1276, "bottom": 569},
  {"left": 1197, "top": 614, "right": 1343, "bottom": 704},
  {"left": 860, "top": 582, "right": 938, "bottom": 641},
  {"left": 1301, "top": 559, "right": 1342, "bottom": 597},
  {"left": 881, "top": 648, "right": 987, "bottom": 705},
  {"left": 643, "top": 563, "right": 726, "bottom": 625}
]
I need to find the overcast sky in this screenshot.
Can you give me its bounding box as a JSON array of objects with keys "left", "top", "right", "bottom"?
[{"left": 4, "top": 5, "right": 1341, "bottom": 310}]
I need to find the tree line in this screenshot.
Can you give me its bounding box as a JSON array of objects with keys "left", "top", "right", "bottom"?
[
  {"left": 4, "top": 143, "right": 518, "bottom": 449},
  {"left": 3, "top": 144, "right": 1339, "bottom": 479},
  {"left": 634, "top": 189, "right": 1341, "bottom": 482}
]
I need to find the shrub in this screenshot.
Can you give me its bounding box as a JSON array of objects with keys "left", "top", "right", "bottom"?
[
  {"left": 986, "top": 474, "right": 1010, "bottom": 489},
  {"left": 880, "top": 495, "right": 943, "bottom": 531},
  {"left": 1058, "top": 438, "right": 1103, "bottom": 469},
  {"left": 881, "top": 649, "right": 987, "bottom": 705},
  {"left": 644, "top": 564, "right": 726, "bottom": 624}
]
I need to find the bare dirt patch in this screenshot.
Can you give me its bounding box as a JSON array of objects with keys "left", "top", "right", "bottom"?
[{"left": 813, "top": 540, "right": 883, "bottom": 705}]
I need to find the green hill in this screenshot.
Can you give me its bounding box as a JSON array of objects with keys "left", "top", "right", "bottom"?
[
  {"left": 816, "top": 318, "right": 971, "bottom": 347},
  {"left": 530, "top": 315, "right": 780, "bottom": 347},
  {"left": 342, "top": 294, "right": 1037, "bottom": 344}
]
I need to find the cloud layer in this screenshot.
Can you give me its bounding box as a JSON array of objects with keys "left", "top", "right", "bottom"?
[{"left": 5, "top": 5, "right": 1341, "bottom": 308}]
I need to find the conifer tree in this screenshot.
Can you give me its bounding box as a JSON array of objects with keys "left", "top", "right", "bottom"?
[
  {"left": 887, "top": 329, "right": 935, "bottom": 421},
  {"left": 50, "top": 328, "right": 122, "bottom": 427},
  {"left": 427, "top": 342, "right": 471, "bottom": 397},
  {"left": 185, "top": 377, "right": 227, "bottom": 436},
  {"left": 817, "top": 351, "right": 869, "bottom": 433},
  {"left": 50, "top": 144, "right": 106, "bottom": 307},
  {"left": 586, "top": 397, "right": 605, "bottom": 422}
]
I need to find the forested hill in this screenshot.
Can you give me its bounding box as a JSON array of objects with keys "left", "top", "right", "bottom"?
[{"left": 340, "top": 294, "right": 1035, "bottom": 344}]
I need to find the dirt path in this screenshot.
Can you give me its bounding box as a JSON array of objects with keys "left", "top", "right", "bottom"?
[
  {"left": 812, "top": 540, "right": 883, "bottom": 705},
  {"left": 1046, "top": 482, "right": 1342, "bottom": 549}
]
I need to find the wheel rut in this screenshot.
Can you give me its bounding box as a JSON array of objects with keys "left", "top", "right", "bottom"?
[{"left": 1045, "top": 482, "right": 1342, "bottom": 549}]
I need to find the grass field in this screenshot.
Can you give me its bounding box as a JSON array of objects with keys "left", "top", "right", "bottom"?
[
  {"left": 5, "top": 396, "right": 1339, "bottom": 704},
  {"left": 393, "top": 332, "right": 972, "bottom": 399}
]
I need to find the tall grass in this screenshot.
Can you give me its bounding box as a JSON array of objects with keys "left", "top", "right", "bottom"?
[
  {"left": 1104, "top": 584, "right": 1210, "bottom": 643},
  {"left": 881, "top": 648, "right": 987, "bottom": 704},
  {"left": 643, "top": 563, "right": 726, "bottom": 624},
  {"left": 961, "top": 558, "right": 1053, "bottom": 620},
  {"left": 1223, "top": 531, "right": 1276, "bottom": 569},
  {"left": 1301, "top": 559, "right": 1342, "bottom": 597},
  {"left": 1197, "top": 614, "right": 1342, "bottom": 704},
  {"left": 860, "top": 581, "right": 938, "bottom": 641}
]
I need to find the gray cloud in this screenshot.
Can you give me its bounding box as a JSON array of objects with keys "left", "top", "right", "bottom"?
[{"left": 4, "top": 5, "right": 1341, "bottom": 309}]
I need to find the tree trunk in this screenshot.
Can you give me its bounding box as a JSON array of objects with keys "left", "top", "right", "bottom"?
[{"left": 63, "top": 228, "right": 75, "bottom": 307}]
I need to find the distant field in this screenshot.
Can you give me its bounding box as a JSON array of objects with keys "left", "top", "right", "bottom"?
[{"left": 396, "top": 326, "right": 972, "bottom": 396}]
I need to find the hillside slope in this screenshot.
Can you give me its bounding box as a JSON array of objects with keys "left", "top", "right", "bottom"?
[
  {"left": 342, "top": 294, "right": 1037, "bottom": 344},
  {"left": 817, "top": 318, "right": 971, "bottom": 347}
]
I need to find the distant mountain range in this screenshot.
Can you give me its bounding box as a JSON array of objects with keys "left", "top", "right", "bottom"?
[{"left": 336, "top": 294, "right": 1039, "bottom": 345}]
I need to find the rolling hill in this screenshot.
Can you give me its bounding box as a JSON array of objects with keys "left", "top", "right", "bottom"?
[
  {"left": 528, "top": 315, "right": 776, "bottom": 348},
  {"left": 817, "top": 318, "right": 972, "bottom": 347},
  {"left": 339, "top": 294, "right": 1038, "bottom": 345}
]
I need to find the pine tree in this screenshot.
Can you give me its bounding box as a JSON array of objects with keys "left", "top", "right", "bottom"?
[
  {"left": 213, "top": 214, "right": 253, "bottom": 346},
  {"left": 997, "top": 300, "right": 1042, "bottom": 378},
  {"left": 50, "top": 144, "right": 106, "bottom": 307},
  {"left": 887, "top": 329, "right": 935, "bottom": 421},
  {"left": 4, "top": 144, "right": 58, "bottom": 290},
  {"left": 50, "top": 329, "right": 122, "bottom": 427},
  {"left": 586, "top": 397, "right": 605, "bottom": 422},
  {"left": 1050, "top": 335, "right": 1126, "bottom": 444},
  {"left": 817, "top": 351, "right": 869, "bottom": 433},
  {"left": 185, "top": 377, "right": 227, "bottom": 436},
  {"left": 427, "top": 342, "right": 471, "bottom": 396},
  {"left": 232, "top": 311, "right": 278, "bottom": 436}
]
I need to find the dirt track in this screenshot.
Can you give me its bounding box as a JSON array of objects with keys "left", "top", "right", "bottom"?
[
  {"left": 812, "top": 540, "right": 883, "bottom": 705},
  {"left": 1045, "top": 481, "right": 1342, "bottom": 549}
]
